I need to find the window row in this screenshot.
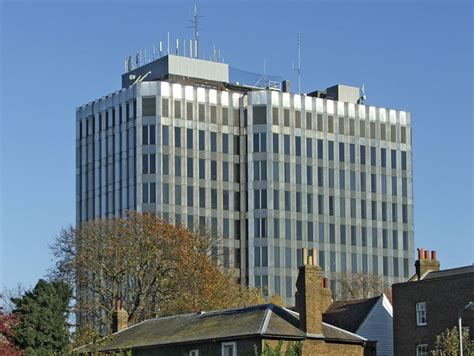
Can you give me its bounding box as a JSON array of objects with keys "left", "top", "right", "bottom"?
[
  {"left": 265, "top": 191, "right": 410, "bottom": 223},
  {"left": 270, "top": 163, "right": 409, "bottom": 196},
  {"left": 160, "top": 155, "right": 240, "bottom": 183},
  {"left": 144, "top": 97, "right": 240, "bottom": 127},
  {"left": 272, "top": 134, "right": 408, "bottom": 169},
  {"left": 144, "top": 183, "right": 241, "bottom": 211},
  {"left": 254, "top": 247, "right": 410, "bottom": 279},
  {"left": 150, "top": 126, "right": 240, "bottom": 154},
  {"left": 260, "top": 218, "right": 410, "bottom": 250},
  {"left": 80, "top": 101, "right": 136, "bottom": 138},
  {"left": 266, "top": 105, "right": 408, "bottom": 144}
]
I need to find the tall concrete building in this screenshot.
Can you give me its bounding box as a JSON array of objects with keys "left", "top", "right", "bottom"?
[{"left": 76, "top": 54, "right": 414, "bottom": 303}]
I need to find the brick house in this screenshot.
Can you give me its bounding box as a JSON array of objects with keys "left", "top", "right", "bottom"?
[
  {"left": 75, "top": 248, "right": 376, "bottom": 355},
  {"left": 392, "top": 248, "right": 474, "bottom": 356}
]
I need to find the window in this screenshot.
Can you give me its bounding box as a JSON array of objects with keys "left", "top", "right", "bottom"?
[
  {"left": 187, "top": 102, "right": 193, "bottom": 120},
  {"left": 339, "top": 142, "right": 345, "bottom": 162},
  {"left": 416, "top": 344, "right": 428, "bottom": 356},
  {"left": 284, "top": 134, "right": 290, "bottom": 154},
  {"left": 221, "top": 342, "right": 237, "bottom": 356},
  {"left": 360, "top": 145, "right": 366, "bottom": 165},
  {"left": 416, "top": 302, "right": 427, "bottom": 325},
  {"left": 253, "top": 132, "right": 266, "bottom": 152},
  {"left": 174, "top": 127, "right": 181, "bottom": 147},
  {"left": 350, "top": 144, "right": 355, "bottom": 163},
  {"left": 306, "top": 138, "right": 312, "bottom": 157},
  {"left": 142, "top": 125, "right": 156, "bottom": 145},
  {"left": 187, "top": 158, "right": 193, "bottom": 178},
  {"left": 273, "top": 133, "right": 279, "bottom": 153},
  {"left": 162, "top": 154, "right": 169, "bottom": 175},
  {"left": 189, "top": 350, "right": 199, "bottom": 356},
  {"left": 175, "top": 156, "right": 181, "bottom": 176},
  {"left": 328, "top": 141, "right": 334, "bottom": 161},
  {"left": 162, "top": 125, "right": 169, "bottom": 145},
  {"left": 186, "top": 128, "right": 193, "bottom": 149},
  {"left": 307, "top": 165, "right": 313, "bottom": 185},
  {"left": 199, "top": 159, "right": 205, "bottom": 179},
  {"left": 199, "top": 130, "right": 205, "bottom": 150},
  {"left": 211, "top": 132, "right": 217, "bottom": 152},
  {"left": 317, "top": 139, "right": 324, "bottom": 159},
  {"left": 223, "top": 161, "right": 229, "bottom": 181},
  {"left": 295, "top": 136, "right": 301, "bottom": 156},
  {"left": 402, "top": 151, "right": 407, "bottom": 170},
  {"left": 223, "top": 133, "right": 229, "bottom": 154},
  {"left": 174, "top": 100, "right": 181, "bottom": 118},
  {"left": 211, "top": 161, "right": 217, "bottom": 180}
]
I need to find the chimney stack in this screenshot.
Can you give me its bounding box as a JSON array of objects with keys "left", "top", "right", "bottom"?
[
  {"left": 415, "top": 248, "right": 440, "bottom": 280},
  {"left": 321, "top": 278, "right": 332, "bottom": 313},
  {"left": 112, "top": 299, "right": 129, "bottom": 333},
  {"left": 295, "top": 248, "right": 330, "bottom": 335}
]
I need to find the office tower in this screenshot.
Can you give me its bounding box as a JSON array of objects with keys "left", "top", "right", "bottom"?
[{"left": 77, "top": 54, "right": 413, "bottom": 303}]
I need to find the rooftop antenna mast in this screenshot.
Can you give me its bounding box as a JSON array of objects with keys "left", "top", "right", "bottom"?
[
  {"left": 292, "top": 32, "right": 302, "bottom": 94},
  {"left": 358, "top": 84, "right": 367, "bottom": 105},
  {"left": 188, "top": 4, "right": 203, "bottom": 58}
]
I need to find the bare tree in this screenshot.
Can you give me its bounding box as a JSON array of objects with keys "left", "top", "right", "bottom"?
[
  {"left": 0, "top": 284, "right": 27, "bottom": 314},
  {"left": 335, "top": 272, "right": 385, "bottom": 300}
]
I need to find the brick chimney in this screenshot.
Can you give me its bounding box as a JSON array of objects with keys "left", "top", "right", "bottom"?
[
  {"left": 112, "top": 299, "right": 129, "bottom": 333},
  {"left": 295, "top": 248, "right": 325, "bottom": 335},
  {"left": 415, "top": 248, "right": 440, "bottom": 280},
  {"left": 321, "top": 277, "right": 332, "bottom": 313}
]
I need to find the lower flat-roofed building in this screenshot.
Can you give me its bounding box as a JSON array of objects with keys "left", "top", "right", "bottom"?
[
  {"left": 75, "top": 249, "right": 376, "bottom": 356},
  {"left": 392, "top": 248, "right": 474, "bottom": 356}
]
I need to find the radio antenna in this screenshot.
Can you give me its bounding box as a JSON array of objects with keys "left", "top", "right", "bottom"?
[
  {"left": 188, "top": 4, "right": 203, "bottom": 58},
  {"left": 292, "top": 32, "right": 302, "bottom": 94}
]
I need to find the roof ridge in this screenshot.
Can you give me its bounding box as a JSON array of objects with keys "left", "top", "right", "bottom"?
[
  {"left": 259, "top": 306, "right": 273, "bottom": 334},
  {"left": 322, "top": 322, "right": 367, "bottom": 341}
]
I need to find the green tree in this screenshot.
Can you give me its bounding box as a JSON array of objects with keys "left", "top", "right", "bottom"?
[
  {"left": 11, "top": 279, "right": 72, "bottom": 355},
  {"left": 431, "top": 326, "right": 474, "bottom": 356},
  {"left": 255, "top": 340, "right": 303, "bottom": 356}
]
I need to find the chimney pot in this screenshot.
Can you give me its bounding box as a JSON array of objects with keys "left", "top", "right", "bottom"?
[
  {"left": 112, "top": 299, "right": 128, "bottom": 333},
  {"left": 424, "top": 250, "right": 430, "bottom": 260},
  {"left": 417, "top": 248, "right": 424, "bottom": 260},
  {"left": 308, "top": 256, "right": 313, "bottom": 266},
  {"left": 431, "top": 250, "right": 437, "bottom": 260},
  {"left": 312, "top": 248, "right": 317, "bottom": 266},
  {"left": 302, "top": 248, "right": 308, "bottom": 266}
]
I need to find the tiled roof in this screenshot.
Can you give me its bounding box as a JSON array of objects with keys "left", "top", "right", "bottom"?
[
  {"left": 422, "top": 265, "right": 474, "bottom": 280},
  {"left": 322, "top": 296, "right": 380, "bottom": 333},
  {"left": 89, "top": 304, "right": 366, "bottom": 352}
]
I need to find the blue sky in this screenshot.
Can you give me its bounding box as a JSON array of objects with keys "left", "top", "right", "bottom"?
[{"left": 1, "top": 0, "right": 472, "bottom": 290}]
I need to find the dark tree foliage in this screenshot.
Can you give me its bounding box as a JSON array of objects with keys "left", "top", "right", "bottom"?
[{"left": 11, "top": 279, "right": 72, "bottom": 355}]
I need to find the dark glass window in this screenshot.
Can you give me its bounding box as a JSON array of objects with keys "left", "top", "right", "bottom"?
[
  {"left": 339, "top": 143, "right": 345, "bottom": 162},
  {"left": 211, "top": 132, "right": 217, "bottom": 152},
  {"left": 162, "top": 126, "right": 169, "bottom": 145},
  {"left": 174, "top": 127, "right": 181, "bottom": 147}
]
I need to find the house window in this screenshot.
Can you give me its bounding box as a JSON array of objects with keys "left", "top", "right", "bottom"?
[
  {"left": 189, "top": 350, "right": 199, "bottom": 356},
  {"left": 221, "top": 342, "right": 237, "bottom": 356},
  {"left": 416, "top": 344, "right": 428, "bottom": 356},
  {"left": 416, "top": 302, "right": 427, "bottom": 325}
]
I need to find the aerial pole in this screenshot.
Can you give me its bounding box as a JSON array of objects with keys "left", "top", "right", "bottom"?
[
  {"left": 188, "top": 4, "right": 203, "bottom": 58},
  {"left": 292, "top": 32, "right": 302, "bottom": 94}
]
